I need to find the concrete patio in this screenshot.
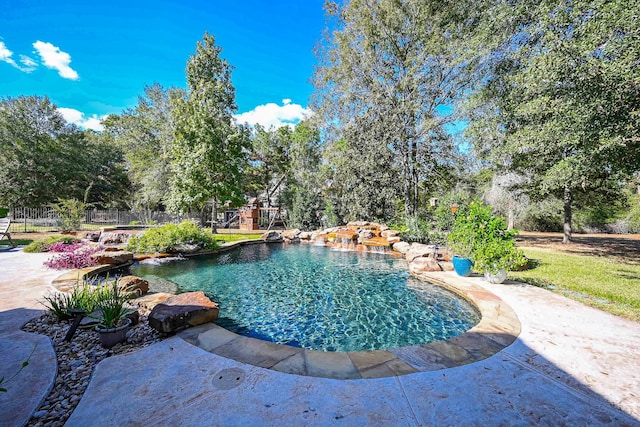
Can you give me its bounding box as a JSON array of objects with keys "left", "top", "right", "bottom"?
[{"left": 1, "top": 246, "right": 639, "bottom": 426}]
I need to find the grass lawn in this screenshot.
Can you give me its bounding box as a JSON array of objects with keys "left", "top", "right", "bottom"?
[
  {"left": 212, "top": 233, "right": 262, "bottom": 243},
  {"left": 0, "top": 238, "right": 34, "bottom": 247},
  {"left": 511, "top": 247, "right": 640, "bottom": 321}
]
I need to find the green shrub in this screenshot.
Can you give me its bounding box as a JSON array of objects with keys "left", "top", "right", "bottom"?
[
  {"left": 399, "top": 216, "right": 447, "bottom": 245},
  {"left": 23, "top": 235, "right": 80, "bottom": 253},
  {"left": 518, "top": 198, "right": 563, "bottom": 232},
  {"left": 50, "top": 198, "right": 91, "bottom": 232},
  {"left": 447, "top": 199, "right": 527, "bottom": 273},
  {"left": 126, "top": 221, "right": 218, "bottom": 254}
]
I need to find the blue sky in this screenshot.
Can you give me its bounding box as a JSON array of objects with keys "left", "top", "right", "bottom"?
[{"left": 0, "top": 0, "right": 326, "bottom": 130}]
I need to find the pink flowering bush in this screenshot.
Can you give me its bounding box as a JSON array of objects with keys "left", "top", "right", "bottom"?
[
  {"left": 44, "top": 243, "right": 104, "bottom": 270},
  {"left": 46, "top": 241, "right": 86, "bottom": 253}
]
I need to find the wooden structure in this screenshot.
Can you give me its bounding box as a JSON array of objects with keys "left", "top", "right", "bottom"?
[{"left": 239, "top": 198, "right": 261, "bottom": 230}]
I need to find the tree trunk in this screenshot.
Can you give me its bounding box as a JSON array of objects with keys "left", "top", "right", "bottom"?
[
  {"left": 507, "top": 208, "right": 515, "bottom": 231},
  {"left": 210, "top": 199, "right": 218, "bottom": 234},
  {"left": 563, "top": 186, "right": 572, "bottom": 244},
  {"left": 403, "top": 149, "right": 412, "bottom": 220}
]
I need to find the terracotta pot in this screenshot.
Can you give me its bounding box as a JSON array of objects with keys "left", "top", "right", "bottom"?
[{"left": 96, "top": 318, "right": 131, "bottom": 348}]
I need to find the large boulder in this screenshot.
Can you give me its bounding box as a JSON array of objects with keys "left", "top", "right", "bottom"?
[
  {"left": 171, "top": 243, "right": 203, "bottom": 254},
  {"left": 392, "top": 241, "right": 411, "bottom": 254},
  {"left": 381, "top": 229, "right": 400, "bottom": 238},
  {"left": 261, "top": 231, "right": 283, "bottom": 242},
  {"left": 409, "top": 257, "right": 444, "bottom": 274},
  {"left": 299, "top": 231, "right": 312, "bottom": 240},
  {"left": 90, "top": 250, "right": 134, "bottom": 266},
  {"left": 281, "top": 229, "right": 301, "bottom": 241},
  {"left": 148, "top": 291, "right": 219, "bottom": 334},
  {"left": 118, "top": 275, "right": 149, "bottom": 296},
  {"left": 405, "top": 243, "right": 434, "bottom": 262}
]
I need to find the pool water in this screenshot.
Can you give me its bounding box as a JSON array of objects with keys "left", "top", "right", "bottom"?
[{"left": 131, "top": 244, "right": 480, "bottom": 352}]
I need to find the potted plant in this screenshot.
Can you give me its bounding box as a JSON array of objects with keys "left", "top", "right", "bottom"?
[
  {"left": 447, "top": 209, "right": 476, "bottom": 277},
  {"left": 94, "top": 283, "right": 133, "bottom": 348},
  {"left": 448, "top": 200, "right": 526, "bottom": 283}
]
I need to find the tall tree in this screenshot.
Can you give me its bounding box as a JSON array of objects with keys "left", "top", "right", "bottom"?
[
  {"left": 169, "top": 33, "right": 250, "bottom": 231},
  {"left": 284, "top": 120, "right": 324, "bottom": 229},
  {"left": 313, "top": 0, "right": 480, "bottom": 220},
  {"left": 103, "top": 83, "right": 184, "bottom": 210},
  {"left": 0, "top": 96, "right": 86, "bottom": 206},
  {"left": 248, "top": 125, "right": 292, "bottom": 207},
  {"left": 80, "top": 130, "right": 131, "bottom": 208},
  {"left": 469, "top": 0, "right": 640, "bottom": 242}
]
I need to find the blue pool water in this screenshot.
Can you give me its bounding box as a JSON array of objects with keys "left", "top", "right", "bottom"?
[{"left": 131, "top": 244, "right": 480, "bottom": 352}]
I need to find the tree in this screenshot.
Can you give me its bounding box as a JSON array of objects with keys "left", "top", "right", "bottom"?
[
  {"left": 103, "top": 83, "right": 184, "bottom": 210},
  {"left": 468, "top": 0, "right": 640, "bottom": 242},
  {"left": 0, "top": 96, "right": 94, "bottom": 206},
  {"left": 247, "top": 125, "right": 292, "bottom": 207},
  {"left": 283, "top": 120, "right": 324, "bottom": 229},
  {"left": 313, "top": 0, "right": 481, "bottom": 220},
  {"left": 80, "top": 130, "right": 131, "bottom": 208},
  {"left": 169, "top": 33, "right": 250, "bottom": 231}
]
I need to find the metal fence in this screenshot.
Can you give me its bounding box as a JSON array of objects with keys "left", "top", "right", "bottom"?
[{"left": 7, "top": 207, "right": 196, "bottom": 233}]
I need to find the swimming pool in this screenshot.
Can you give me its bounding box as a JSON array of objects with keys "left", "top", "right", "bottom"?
[{"left": 131, "top": 243, "right": 480, "bottom": 352}]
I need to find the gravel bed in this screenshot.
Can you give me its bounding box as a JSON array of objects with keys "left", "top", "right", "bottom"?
[{"left": 21, "top": 310, "right": 164, "bottom": 427}]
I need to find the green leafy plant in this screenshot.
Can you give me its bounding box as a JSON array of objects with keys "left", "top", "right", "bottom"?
[
  {"left": 41, "top": 292, "right": 73, "bottom": 320},
  {"left": 447, "top": 199, "right": 527, "bottom": 273},
  {"left": 50, "top": 198, "right": 92, "bottom": 232},
  {"left": 399, "top": 216, "right": 448, "bottom": 245},
  {"left": 40, "top": 281, "right": 104, "bottom": 320},
  {"left": 94, "top": 282, "right": 133, "bottom": 330},
  {"left": 23, "top": 235, "right": 80, "bottom": 253},
  {"left": 126, "top": 220, "right": 218, "bottom": 254}
]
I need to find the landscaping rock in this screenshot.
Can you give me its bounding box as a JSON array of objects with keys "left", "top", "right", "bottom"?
[
  {"left": 409, "top": 257, "right": 443, "bottom": 274},
  {"left": 386, "top": 236, "right": 401, "bottom": 244},
  {"left": 299, "top": 231, "right": 312, "bottom": 240},
  {"left": 134, "top": 292, "right": 174, "bottom": 312},
  {"left": 381, "top": 229, "right": 400, "bottom": 238},
  {"left": 148, "top": 291, "right": 219, "bottom": 334},
  {"left": 118, "top": 275, "right": 150, "bottom": 296},
  {"left": 392, "top": 241, "right": 411, "bottom": 254},
  {"left": 171, "top": 243, "right": 202, "bottom": 254},
  {"left": 83, "top": 231, "right": 101, "bottom": 242},
  {"left": 440, "top": 261, "right": 454, "bottom": 271},
  {"left": 347, "top": 221, "right": 369, "bottom": 227},
  {"left": 405, "top": 243, "right": 434, "bottom": 262},
  {"left": 358, "top": 229, "right": 374, "bottom": 242},
  {"left": 261, "top": 231, "right": 283, "bottom": 242},
  {"left": 90, "top": 250, "right": 134, "bottom": 266},
  {"left": 281, "top": 229, "right": 301, "bottom": 241}
]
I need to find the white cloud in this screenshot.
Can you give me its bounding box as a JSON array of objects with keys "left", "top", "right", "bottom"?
[
  {"left": 33, "top": 41, "right": 79, "bottom": 80},
  {"left": 0, "top": 41, "right": 38, "bottom": 73},
  {"left": 234, "top": 99, "right": 313, "bottom": 129},
  {"left": 19, "top": 55, "right": 37, "bottom": 72},
  {"left": 58, "top": 107, "right": 105, "bottom": 131}
]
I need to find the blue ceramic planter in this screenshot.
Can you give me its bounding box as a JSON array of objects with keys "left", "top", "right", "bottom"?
[{"left": 452, "top": 256, "right": 473, "bottom": 277}]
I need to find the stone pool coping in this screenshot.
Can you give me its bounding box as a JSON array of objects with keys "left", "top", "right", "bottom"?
[
  {"left": 177, "top": 271, "right": 521, "bottom": 380},
  {"left": 52, "top": 241, "right": 521, "bottom": 380}
]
